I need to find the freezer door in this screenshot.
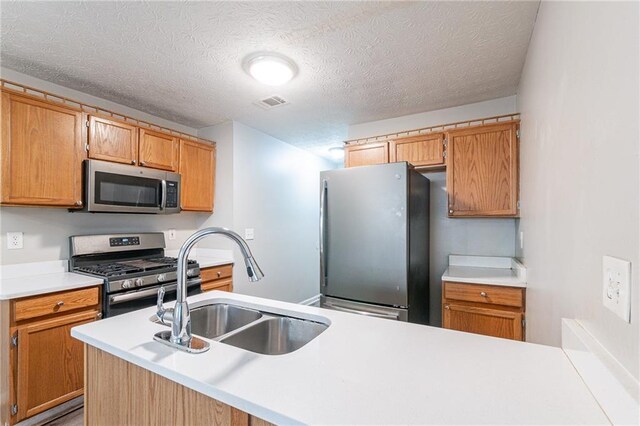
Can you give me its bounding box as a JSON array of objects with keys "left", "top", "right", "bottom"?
[{"left": 320, "top": 162, "right": 408, "bottom": 307}]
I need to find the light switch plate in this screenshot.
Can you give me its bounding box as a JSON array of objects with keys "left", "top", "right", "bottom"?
[
  {"left": 168, "top": 229, "right": 176, "bottom": 240},
  {"left": 244, "top": 228, "right": 254, "bottom": 240},
  {"left": 602, "top": 255, "right": 632, "bottom": 322}
]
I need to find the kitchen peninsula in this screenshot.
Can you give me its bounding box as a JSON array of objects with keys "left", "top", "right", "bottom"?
[{"left": 72, "top": 292, "right": 609, "bottom": 425}]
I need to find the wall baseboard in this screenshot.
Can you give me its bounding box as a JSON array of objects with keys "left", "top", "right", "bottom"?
[
  {"left": 562, "top": 319, "right": 639, "bottom": 425},
  {"left": 298, "top": 294, "right": 320, "bottom": 306}
]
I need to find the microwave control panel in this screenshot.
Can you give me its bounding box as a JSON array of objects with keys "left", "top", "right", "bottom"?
[{"left": 166, "top": 181, "right": 179, "bottom": 208}]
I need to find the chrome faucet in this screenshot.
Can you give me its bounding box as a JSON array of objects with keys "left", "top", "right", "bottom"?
[{"left": 154, "top": 227, "right": 264, "bottom": 353}]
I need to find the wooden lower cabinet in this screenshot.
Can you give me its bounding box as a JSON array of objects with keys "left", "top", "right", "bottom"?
[
  {"left": 6, "top": 287, "right": 101, "bottom": 424},
  {"left": 85, "top": 346, "right": 272, "bottom": 425},
  {"left": 201, "top": 264, "right": 234, "bottom": 293},
  {"left": 442, "top": 281, "right": 525, "bottom": 341}
]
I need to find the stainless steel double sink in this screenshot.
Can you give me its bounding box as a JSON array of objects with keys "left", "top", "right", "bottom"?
[{"left": 154, "top": 303, "right": 329, "bottom": 355}]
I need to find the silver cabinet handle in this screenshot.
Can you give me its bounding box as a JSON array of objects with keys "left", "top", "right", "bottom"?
[
  {"left": 325, "top": 302, "right": 400, "bottom": 320},
  {"left": 480, "top": 292, "right": 487, "bottom": 297},
  {"left": 56, "top": 301, "right": 64, "bottom": 307},
  {"left": 444, "top": 304, "right": 450, "bottom": 310},
  {"left": 319, "top": 179, "right": 328, "bottom": 287}
]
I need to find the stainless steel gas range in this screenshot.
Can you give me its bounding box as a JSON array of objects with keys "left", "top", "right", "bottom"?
[{"left": 69, "top": 233, "right": 202, "bottom": 318}]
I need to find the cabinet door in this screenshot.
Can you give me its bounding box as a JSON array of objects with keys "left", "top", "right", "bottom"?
[
  {"left": 14, "top": 310, "right": 98, "bottom": 422},
  {"left": 138, "top": 128, "right": 179, "bottom": 171},
  {"left": 446, "top": 122, "right": 519, "bottom": 217},
  {"left": 389, "top": 133, "right": 444, "bottom": 168},
  {"left": 1, "top": 92, "right": 84, "bottom": 207},
  {"left": 87, "top": 115, "right": 138, "bottom": 165},
  {"left": 344, "top": 142, "right": 389, "bottom": 168},
  {"left": 179, "top": 139, "right": 215, "bottom": 211},
  {"left": 443, "top": 304, "right": 523, "bottom": 341}
]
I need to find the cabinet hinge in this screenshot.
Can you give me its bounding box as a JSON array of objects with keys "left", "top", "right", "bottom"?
[
  {"left": 11, "top": 404, "right": 17, "bottom": 416},
  {"left": 85, "top": 120, "right": 90, "bottom": 128},
  {"left": 522, "top": 319, "right": 526, "bottom": 328},
  {"left": 85, "top": 143, "right": 90, "bottom": 152},
  {"left": 11, "top": 332, "right": 17, "bottom": 347},
  {"left": 517, "top": 200, "right": 521, "bottom": 209},
  {"left": 516, "top": 129, "right": 520, "bottom": 139}
]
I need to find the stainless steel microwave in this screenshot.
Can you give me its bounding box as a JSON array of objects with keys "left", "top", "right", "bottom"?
[{"left": 83, "top": 160, "right": 181, "bottom": 214}]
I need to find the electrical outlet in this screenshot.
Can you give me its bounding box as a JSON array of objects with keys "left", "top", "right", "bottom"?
[
  {"left": 602, "top": 255, "right": 631, "bottom": 322},
  {"left": 245, "top": 228, "right": 254, "bottom": 240},
  {"left": 168, "top": 229, "right": 176, "bottom": 240},
  {"left": 7, "top": 232, "right": 23, "bottom": 250}
]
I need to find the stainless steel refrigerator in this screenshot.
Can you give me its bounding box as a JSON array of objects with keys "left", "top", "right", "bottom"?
[{"left": 319, "top": 162, "right": 430, "bottom": 324}]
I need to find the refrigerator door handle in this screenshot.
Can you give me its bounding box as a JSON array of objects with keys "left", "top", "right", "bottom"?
[
  {"left": 324, "top": 301, "right": 400, "bottom": 320},
  {"left": 319, "top": 179, "right": 328, "bottom": 287}
]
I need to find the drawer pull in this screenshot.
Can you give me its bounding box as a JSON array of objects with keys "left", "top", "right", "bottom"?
[
  {"left": 480, "top": 292, "right": 487, "bottom": 297},
  {"left": 217, "top": 271, "right": 221, "bottom": 278},
  {"left": 444, "top": 305, "right": 450, "bottom": 310},
  {"left": 55, "top": 301, "right": 65, "bottom": 308}
]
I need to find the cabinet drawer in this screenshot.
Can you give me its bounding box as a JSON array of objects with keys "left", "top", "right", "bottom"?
[
  {"left": 12, "top": 286, "right": 100, "bottom": 323},
  {"left": 444, "top": 282, "right": 523, "bottom": 308},
  {"left": 200, "top": 264, "right": 233, "bottom": 282},
  {"left": 202, "top": 278, "right": 233, "bottom": 293}
]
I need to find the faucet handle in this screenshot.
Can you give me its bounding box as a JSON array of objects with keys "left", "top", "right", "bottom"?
[{"left": 156, "top": 286, "right": 173, "bottom": 325}]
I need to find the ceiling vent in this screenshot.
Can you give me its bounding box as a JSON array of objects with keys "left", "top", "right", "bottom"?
[{"left": 255, "top": 95, "right": 289, "bottom": 110}]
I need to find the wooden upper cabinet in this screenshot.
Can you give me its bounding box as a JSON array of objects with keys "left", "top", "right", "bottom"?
[
  {"left": 1, "top": 91, "right": 84, "bottom": 207},
  {"left": 178, "top": 139, "right": 215, "bottom": 212},
  {"left": 138, "top": 128, "right": 179, "bottom": 171},
  {"left": 389, "top": 133, "right": 445, "bottom": 169},
  {"left": 344, "top": 142, "right": 389, "bottom": 168},
  {"left": 87, "top": 115, "right": 138, "bottom": 165},
  {"left": 446, "top": 121, "right": 519, "bottom": 217}
]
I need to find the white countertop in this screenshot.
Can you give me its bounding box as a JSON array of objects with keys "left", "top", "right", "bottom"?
[
  {"left": 0, "top": 260, "right": 103, "bottom": 300},
  {"left": 72, "top": 292, "right": 608, "bottom": 425},
  {"left": 0, "top": 272, "right": 103, "bottom": 300},
  {"left": 442, "top": 255, "right": 527, "bottom": 287}
]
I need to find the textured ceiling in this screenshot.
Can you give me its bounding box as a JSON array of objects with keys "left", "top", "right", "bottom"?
[{"left": 1, "top": 1, "right": 539, "bottom": 156}]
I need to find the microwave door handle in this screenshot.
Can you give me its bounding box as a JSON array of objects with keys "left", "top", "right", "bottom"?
[{"left": 160, "top": 179, "right": 167, "bottom": 210}]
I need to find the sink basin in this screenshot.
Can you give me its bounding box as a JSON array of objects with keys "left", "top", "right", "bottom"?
[
  {"left": 189, "top": 304, "right": 262, "bottom": 339},
  {"left": 221, "top": 316, "right": 328, "bottom": 355}
]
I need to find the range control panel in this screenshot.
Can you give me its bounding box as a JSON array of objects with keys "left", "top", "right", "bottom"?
[
  {"left": 109, "top": 236, "right": 140, "bottom": 247},
  {"left": 165, "top": 181, "right": 179, "bottom": 208}
]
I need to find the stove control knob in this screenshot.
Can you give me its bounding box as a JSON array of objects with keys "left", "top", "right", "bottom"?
[
  {"left": 157, "top": 274, "right": 167, "bottom": 282},
  {"left": 122, "top": 280, "right": 132, "bottom": 289},
  {"left": 134, "top": 278, "right": 144, "bottom": 287}
]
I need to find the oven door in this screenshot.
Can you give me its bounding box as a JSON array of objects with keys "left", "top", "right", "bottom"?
[
  {"left": 104, "top": 279, "right": 202, "bottom": 318},
  {"left": 86, "top": 160, "right": 167, "bottom": 214}
]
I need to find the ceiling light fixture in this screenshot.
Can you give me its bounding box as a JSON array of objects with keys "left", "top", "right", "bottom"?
[
  {"left": 243, "top": 52, "right": 298, "bottom": 86},
  {"left": 328, "top": 146, "right": 345, "bottom": 161}
]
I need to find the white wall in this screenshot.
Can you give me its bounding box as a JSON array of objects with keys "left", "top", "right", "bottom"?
[
  {"left": 516, "top": 1, "right": 639, "bottom": 379},
  {"left": 0, "top": 68, "right": 203, "bottom": 264},
  {"left": 348, "top": 96, "right": 518, "bottom": 325},
  {"left": 348, "top": 96, "right": 517, "bottom": 140},
  {"left": 229, "top": 122, "right": 335, "bottom": 302}
]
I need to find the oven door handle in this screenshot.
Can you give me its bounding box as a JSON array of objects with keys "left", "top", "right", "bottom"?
[
  {"left": 109, "top": 279, "right": 202, "bottom": 305},
  {"left": 159, "top": 179, "right": 167, "bottom": 211}
]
